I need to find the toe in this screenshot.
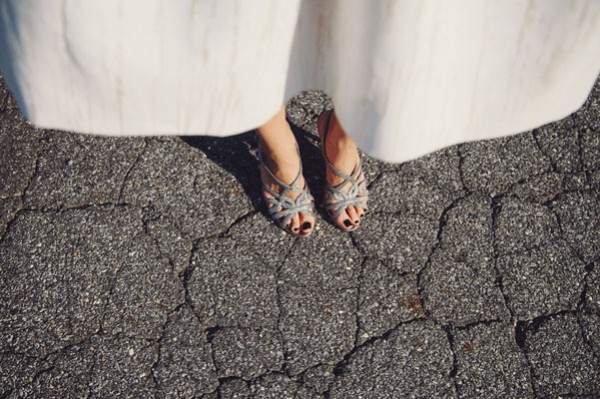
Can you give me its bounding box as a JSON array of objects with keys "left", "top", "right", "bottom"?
[
  {"left": 354, "top": 205, "right": 366, "bottom": 222},
  {"left": 289, "top": 213, "right": 301, "bottom": 235},
  {"left": 299, "top": 213, "right": 314, "bottom": 236},
  {"left": 334, "top": 209, "right": 354, "bottom": 231},
  {"left": 357, "top": 206, "right": 365, "bottom": 218},
  {"left": 346, "top": 206, "right": 360, "bottom": 227}
]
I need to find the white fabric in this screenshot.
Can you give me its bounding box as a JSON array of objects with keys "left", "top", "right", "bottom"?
[{"left": 1, "top": 0, "right": 599, "bottom": 163}]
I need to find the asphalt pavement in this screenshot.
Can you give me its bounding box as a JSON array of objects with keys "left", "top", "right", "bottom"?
[{"left": 1, "top": 76, "right": 599, "bottom": 398}]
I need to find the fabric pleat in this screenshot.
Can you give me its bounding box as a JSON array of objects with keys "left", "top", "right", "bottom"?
[{"left": 1, "top": 0, "right": 599, "bottom": 162}]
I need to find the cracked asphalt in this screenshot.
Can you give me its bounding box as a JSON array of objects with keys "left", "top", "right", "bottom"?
[{"left": 1, "top": 74, "right": 599, "bottom": 398}]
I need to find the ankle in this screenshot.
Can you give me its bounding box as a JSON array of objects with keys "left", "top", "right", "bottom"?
[
  {"left": 259, "top": 140, "right": 300, "bottom": 174},
  {"left": 319, "top": 110, "right": 356, "bottom": 148},
  {"left": 325, "top": 128, "right": 358, "bottom": 163}
]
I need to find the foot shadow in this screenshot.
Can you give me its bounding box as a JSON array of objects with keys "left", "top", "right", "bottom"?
[
  {"left": 181, "top": 131, "right": 262, "bottom": 209},
  {"left": 180, "top": 123, "right": 324, "bottom": 222}
]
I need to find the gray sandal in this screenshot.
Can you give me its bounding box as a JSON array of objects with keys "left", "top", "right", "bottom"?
[
  {"left": 258, "top": 143, "right": 315, "bottom": 235},
  {"left": 319, "top": 110, "right": 368, "bottom": 231}
]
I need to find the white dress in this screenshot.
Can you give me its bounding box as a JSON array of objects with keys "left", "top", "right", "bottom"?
[{"left": 0, "top": 0, "right": 599, "bottom": 163}]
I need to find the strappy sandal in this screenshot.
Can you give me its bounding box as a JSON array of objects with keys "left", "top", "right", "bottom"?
[
  {"left": 258, "top": 143, "right": 315, "bottom": 236},
  {"left": 319, "top": 109, "right": 369, "bottom": 232}
]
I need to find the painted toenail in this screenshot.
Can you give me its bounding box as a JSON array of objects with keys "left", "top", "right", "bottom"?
[
  {"left": 343, "top": 219, "right": 352, "bottom": 227},
  {"left": 302, "top": 222, "right": 312, "bottom": 230},
  {"left": 354, "top": 220, "right": 359, "bottom": 224},
  {"left": 293, "top": 227, "right": 299, "bottom": 232}
]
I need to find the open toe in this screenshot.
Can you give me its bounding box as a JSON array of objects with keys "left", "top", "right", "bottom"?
[
  {"left": 346, "top": 206, "right": 360, "bottom": 226},
  {"left": 259, "top": 144, "right": 316, "bottom": 237},
  {"left": 318, "top": 109, "right": 369, "bottom": 232},
  {"left": 298, "top": 213, "right": 314, "bottom": 235}
]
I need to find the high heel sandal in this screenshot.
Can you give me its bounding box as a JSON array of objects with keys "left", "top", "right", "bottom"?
[
  {"left": 319, "top": 109, "right": 368, "bottom": 232},
  {"left": 258, "top": 143, "right": 315, "bottom": 236}
]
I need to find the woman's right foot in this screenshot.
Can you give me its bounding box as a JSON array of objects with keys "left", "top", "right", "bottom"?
[
  {"left": 258, "top": 139, "right": 315, "bottom": 237},
  {"left": 256, "top": 107, "right": 315, "bottom": 237}
]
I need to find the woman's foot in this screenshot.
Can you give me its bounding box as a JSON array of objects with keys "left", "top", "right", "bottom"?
[
  {"left": 317, "top": 109, "right": 367, "bottom": 231},
  {"left": 257, "top": 107, "right": 315, "bottom": 237}
]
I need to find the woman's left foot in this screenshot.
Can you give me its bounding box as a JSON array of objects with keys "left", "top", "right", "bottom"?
[{"left": 317, "top": 109, "right": 368, "bottom": 231}]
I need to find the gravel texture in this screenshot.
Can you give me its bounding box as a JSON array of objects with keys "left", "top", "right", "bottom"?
[{"left": 1, "top": 73, "right": 600, "bottom": 398}]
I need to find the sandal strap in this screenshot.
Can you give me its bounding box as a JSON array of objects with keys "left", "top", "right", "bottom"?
[
  {"left": 258, "top": 144, "right": 303, "bottom": 191},
  {"left": 263, "top": 185, "right": 314, "bottom": 228},
  {"left": 258, "top": 143, "right": 314, "bottom": 229},
  {"left": 323, "top": 178, "right": 369, "bottom": 219}
]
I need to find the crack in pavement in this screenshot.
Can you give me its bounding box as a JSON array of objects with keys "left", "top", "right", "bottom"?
[
  {"left": 322, "top": 317, "right": 426, "bottom": 396},
  {"left": 188, "top": 209, "right": 260, "bottom": 244},
  {"left": 531, "top": 128, "right": 559, "bottom": 174},
  {"left": 118, "top": 138, "right": 149, "bottom": 203},
  {"left": 21, "top": 130, "right": 47, "bottom": 202},
  {"left": 545, "top": 189, "right": 597, "bottom": 263},
  {"left": 442, "top": 325, "right": 460, "bottom": 397},
  {"left": 150, "top": 304, "right": 181, "bottom": 394},
  {"left": 490, "top": 194, "right": 517, "bottom": 323},
  {"left": 3, "top": 80, "right": 600, "bottom": 397},
  {"left": 513, "top": 309, "right": 584, "bottom": 398},
  {"left": 275, "top": 238, "right": 299, "bottom": 376},
  {"left": 141, "top": 206, "right": 192, "bottom": 277},
  {"left": 415, "top": 193, "right": 469, "bottom": 318},
  {"left": 0, "top": 132, "right": 47, "bottom": 243}
]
